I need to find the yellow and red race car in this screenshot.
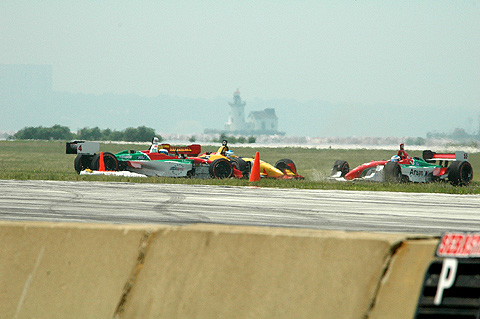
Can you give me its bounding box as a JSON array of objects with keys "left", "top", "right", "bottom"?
[{"left": 196, "top": 140, "right": 304, "bottom": 179}]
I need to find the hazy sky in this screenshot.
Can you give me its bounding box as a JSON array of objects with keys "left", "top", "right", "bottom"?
[{"left": 1, "top": 1, "right": 479, "bottom": 135}]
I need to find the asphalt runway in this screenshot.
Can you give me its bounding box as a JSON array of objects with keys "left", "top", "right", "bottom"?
[{"left": 1, "top": 179, "right": 479, "bottom": 235}]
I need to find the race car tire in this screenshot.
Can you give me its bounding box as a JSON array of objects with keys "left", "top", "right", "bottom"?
[
  {"left": 448, "top": 161, "right": 473, "bottom": 186},
  {"left": 331, "top": 160, "right": 349, "bottom": 177},
  {"left": 74, "top": 154, "right": 93, "bottom": 174},
  {"left": 231, "top": 157, "right": 248, "bottom": 177},
  {"left": 384, "top": 161, "right": 402, "bottom": 183},
  {"left": 91, "top": 152, "right": 119, "bottom": 171},
  {"left": 209, "top": 158, "right": 233, "bottom": 179},
  {"left": 275, "top": 159, "right": 297, "bottom": 175},
  {"left": 118, "top": 161, "right": 127, "bottom": 171}
]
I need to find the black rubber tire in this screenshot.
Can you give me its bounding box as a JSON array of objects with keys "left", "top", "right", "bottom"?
[
  {"left": 331, "top": 160, "right": 349, "bottom": 177},
  {"left": 448, "top": 161, "right": 473, "bottom": 186},
  {"left": 230, "top": 157, "right": 250, "bottom": 177},
  {"left": 384, "top": 161, "right": 402, "bottom": 183},
  {"left": 231, "top": 157, "right": 247, "bottom": 173},
  {"left": 275, "top": 159, "right": 297, "bottom": 174},
  {"left": 118, "top": 161, "right": 127, "bottom": 171},
  {"left": 91, "top": 152, "right": 119, "bottom": 171},
  {"left": 209, "top": 158, "right": 233, "bottom": 179},
  {"left": 74, "top": 154, "right": 93, "bottom": 174}
]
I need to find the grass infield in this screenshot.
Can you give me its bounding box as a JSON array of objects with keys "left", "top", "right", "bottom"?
[{"left": 1, "top": 140, "right": 479, "bottom": 194}]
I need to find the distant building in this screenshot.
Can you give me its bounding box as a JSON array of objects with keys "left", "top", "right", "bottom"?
[
  {"left": 206, "top": 89, "right": 284, "bottom": 135},
  {"left": 247, "top": 108, "right": 279, "bottom": 133}
]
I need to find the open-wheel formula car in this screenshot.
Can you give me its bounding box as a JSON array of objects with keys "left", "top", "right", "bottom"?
[
  {"left": 330, "top": 144, "right": 473, "bottom": 186},
  {"left": 196, "top": 140, "right": 304, "bottom": 180},
  {"left": 66, "top": 139, "right": 218, "bottom": 178}
]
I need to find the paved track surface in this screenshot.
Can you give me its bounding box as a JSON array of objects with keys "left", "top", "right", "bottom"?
[{"left": 1, "top": 180, "right": 479, "bottom": 235}]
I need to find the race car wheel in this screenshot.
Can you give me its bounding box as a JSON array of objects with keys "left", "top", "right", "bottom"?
[
  {"left": 118, "top": 161, "right": 127, "bottom": 171},
  {"left": 331, "top": 160, "right": 349, "bottom": 177},
  {"left": 186, "top": 169, "right": 195, "bottom": 178},
  {"left": 275, "top": 159, "right": 297, "bottom": 175},
  {"left": 384, "top": 161, "right": 402, "bottom": 183},
  {"left": 74, "top": 154, "right": 93, "bottom": 174},
  {"left": 209, "top": 158, "right": 233, "bottom": 179},
  {"left": 231, "top": 157, "right": 248, "bottom": 177},
  {"left": 448, "top": 161, "right": 473, "bottom": 186},
  {"left": 91, "top": 152, "right": 119, "bottom": 171}
]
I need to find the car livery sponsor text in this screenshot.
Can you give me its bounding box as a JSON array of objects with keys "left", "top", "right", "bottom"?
[
  {"left": 436, "top": 232, "right": 480, "bottom": 258},
  {"left": 169, "top": 163, "right": 186, "bottom": 176},
  {"left": 409, "top": 169, "right": 428, "bottom": 177}
]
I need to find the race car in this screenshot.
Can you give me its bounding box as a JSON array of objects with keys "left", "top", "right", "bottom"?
[
  {"left": 196, "top": 140, "right": 304, "bottom": 179},
  {"left": 66, "top": 139, "right": 210, "bottom": 178},
  {"left": 330, "top": 144, "right": 473, "bottom": 186}
]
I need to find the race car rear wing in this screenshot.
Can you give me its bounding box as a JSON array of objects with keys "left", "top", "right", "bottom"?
[
  {"left": 423, "top": 150, "right": 469, "bottom": 163},
  {"left": 66, "top": 141, "right": 201, "bottom": 156},
  {"left": 66, "top": 141, "right": 100, "bottom": 155},
  {"left": 160, "top": 144, "right": 201, "bottom": 156}
]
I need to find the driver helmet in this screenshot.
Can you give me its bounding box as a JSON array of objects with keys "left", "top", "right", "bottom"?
[
  {"left": 225, "top": 150, "right": 234, "bottom": 158},
  {"left": 159, "top": 149, "right": 169, "bottom": 155},
  {"left": 152, "top": 137, "right": 159, "bottom": 145},
  {"left": 390, "top": 155, "right": 401, "bottom": 162}
]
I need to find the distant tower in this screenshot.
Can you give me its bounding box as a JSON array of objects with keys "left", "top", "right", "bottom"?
[{"left": 225, "top": 89, "right": 246, "bottom": 132}]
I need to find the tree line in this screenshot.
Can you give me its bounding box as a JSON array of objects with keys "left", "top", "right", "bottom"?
[
  {"left": 427, "top": 127, "right": 480, "bottom": 141},
  {"left": 11, "top": 125, "right": 161, "bottom": 143},
  {"left": 216, "top": 133, "right": 256, "bottom": 144}
]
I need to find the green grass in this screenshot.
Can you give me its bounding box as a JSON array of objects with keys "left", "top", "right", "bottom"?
[{"left": 1, "top": 140, "right": 479, "bottom": 194}]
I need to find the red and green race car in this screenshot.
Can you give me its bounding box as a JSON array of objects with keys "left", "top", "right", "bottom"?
[
  {"left": 330, "top": 144, "right": 473, "bottom": 186},
  {"left": 66, "top": 139, "right": 231, "bottom": 178}
]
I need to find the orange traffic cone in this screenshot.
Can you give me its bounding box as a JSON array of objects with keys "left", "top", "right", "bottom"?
[
  {"left": 98, "top": 152, "right": 105, "bottom": 171},
  {"left": 249, "top": 152, "right": 261, "bottom": 182}
]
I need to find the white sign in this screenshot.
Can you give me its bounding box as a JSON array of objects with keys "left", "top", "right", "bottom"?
[{"left": 433, "top": 258, "right": 458, "bottom": 305}]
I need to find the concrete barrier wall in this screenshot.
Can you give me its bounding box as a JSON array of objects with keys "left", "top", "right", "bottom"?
[
  {"left": 0, "top": 221, "right": 438, "bottom": 319},
  {"left": 0, "top": 222, "right": 147, "bottom": 319},
  {"left": 369, "top": 239, "right": 438, "bottom": 319}
]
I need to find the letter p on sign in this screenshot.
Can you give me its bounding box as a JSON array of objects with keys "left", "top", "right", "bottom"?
[{"left": 434, "top": 258, "right": 458, "bottom": 305}]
